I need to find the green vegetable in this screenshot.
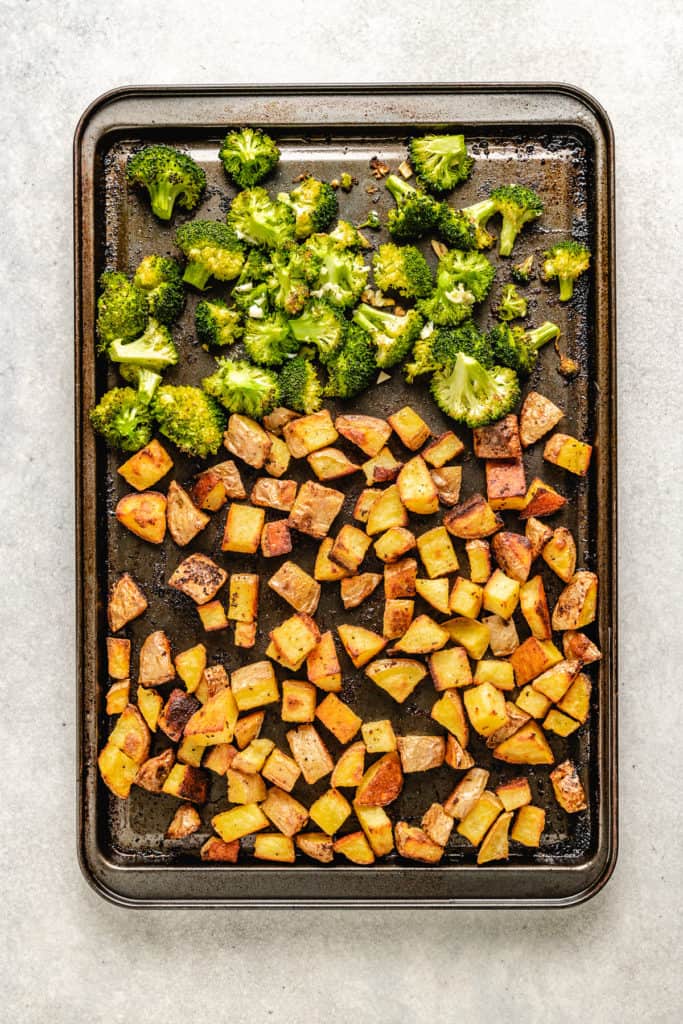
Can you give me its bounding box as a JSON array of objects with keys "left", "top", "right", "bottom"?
[
  {"left": 490, "top": 185, "right": 544, "bottom": 256},
  {"left": 488, "top": 320, "right": 560, "bottom": 375},
  {"left": 152, "top": 385, "right": 225, "bottom": 458},
  {"left": 202, "top": 358, "right": 279, "bottom": 419},
  {"left": 324, "top": 323, "right": 378, "bottom": 399},
  {"left": 304, "top": 234, "right": 369, "bottom": 308},
  {"left": 352, "top": 303, "right": 423, "bottom": 369},
  {"left": 461, "top": 197, "right": 498, "bottom": 250},
  {"left": 175, "top": 220, "right": 245, "bottom": 290},
  {"left": 431, "top": 352, "right": 520, "bottom": 428},
  {"left": 511, "top": 253, "right": 535, "bottom": 284},
  {"left": 242, "top": 313, "right": 299, "bottom": 366},
  {"left": 542, "top": 240, "right": 591, "bottom": 300},
  {"left": 219, "top": 127, "right": 280, "bottom": 188},
  {"left": 288, "top": 300, "right": 345, "bottom": 363},
  {"left": 231, "top": 250, "right": 272, "bottom": 317},
  {"left": 96, "top": 271, "right": 148, "bottom": 351},
  {"left": 108, "top": 320, "right": 179, "bottom": 374},
  {"left": 278, "top": 177, "right": 338, "bottom": 238},
  {"left": 409, "top": 133, "right": 473, "bottom": 194},
  {"left": 385, "top": 174, "right": 441, "bottom": 241},
  {"left": 372, "top": 243, "right": 433, "bottom": 299},
  {"left": 89, "top": 387, "right": 153, "bottom": 452},
  {"left": 339, "top": 172, "right": 354, "bottom": 192},
  {"left": 495, "top": 283, "right": 528, "bottom": 321},
  {"left": 404, "top": 320, "right": 489, "bottom": 382},
  {"left": 227, "top": 187, "right": 296, "bottom": 249},
  {"left": 267, "top": 245, "right": 320, "bottom": 315},
  {"left": 437, "top": 206, "right": 478, "bottom": 250},
  {"left": 358, "top": 210, "right": 381, "bottom": 230},
  {"left": 329, "top": 220, "right": 370, "bottom": 249},
  {"left": 279, "top": 355, "right": 324, "bottom": 413},
  {"left": 437, "top": 249, "right": 496, "bottom": 302},
  {"left": 195, "top": 299, "right": 242, "bottom": 347},
  {"left": 126, "top": 145, "right": 206, "bottom": 221},
  {"left": 118, "top": 366, "right": 163, "bottom": 404},
  {"left": 133, "top": 255, "right": 184, "bottom": 325},
  {"left": 417, "top": 248, "right": 495, "bottom": 327}
]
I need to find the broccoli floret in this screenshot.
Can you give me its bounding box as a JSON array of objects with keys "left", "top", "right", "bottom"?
[
  {"left": 243, "top": 313, "right": 299, "bottom": 366},
  {"left": 511, "top": 253, "right": 535, "bottom": 284},
  {"left": 219, "top": 127, "right": 280, "bottom": 188},
  {"left": 133, "top": 255, "right": 185, "bottom": 325},
  {"left": 495, "top": 283, "right": 528, "bottom": 321},
  {"left": 339, "top": 172, "right": 354, "bottom": 192},
  {"left": 542, "top": 240, "right": 591, "bottom": 301},
  {"left": 230, "top": 250, "right": 272, "bottom": 317},
  {"left": 126, "top": 145, "right": 206, "bottom": 221},
  {"left": 324, "top": 323, "right": 378, "bottom": 399},
  {"left": 409, "top": 133, "right": 474, "bottom": 194},
  {"left": 202, "top": 358, "right": 279, "bottom": 419},
  {"left": 175, "top": 220, "right": 245, "bottom": 290},
  {"left": 329, "top": 220, "right": 370, "bottom": 249},
  {"left": 118, "top": 365, "right": 163, "bottom": 404},
  {"left": 438, "top": 248, "right": 496, "bottom": 302},
  {"left": 195, "top": 299, "right": 242, "bottom": 348},
  {"left": 431, "top": 352, "right": 520, "bottom": 428},
  {"left": 403, "top": 323, "right": 437, "bottom": 383},
  {"left": 304, "top": 233, "right": 369, "bottom": 308},
  {"left": 288, "top": 300, "right": 346, "bottom": 363},
  {"left": 267, "top": 245, "right": 320, "bottom": 315},
  {"left": 279, "top": 355, "right": 324, "bottom": 414},
  {"left": 89, "top": 387, "right": 153, "bottom": 452},
  {"left": 461, "top": 197, "right": 498, "bottom": 250},
  {"left": 358, "top": 210, "right": 381, "bottom": 230},
  {"left": 352, "top": 303, "right": 423, "bottom": 369},
  {"left": 418, "top": 281, "right": 474, "bottom": 327},
  {"left": 372, "top": 243, "right": 433, "bottom": 299},
  {"left": 108, "top": 319, "right": 179, "bottom": 374},
  {"left": 404, "top": 320, "right": 489, "bottom": 382},
  {"left": 227, "top": 187, "right": 296, "bottom": 249},
  {"left": 96, "top": 271, "right": 148, "bottom": 351},
  {"left": 490, "top": 185, "right": 544, "bottom": 257},
  {"left": 152, "top": 385, "right": 225, "bottom": 458},
  {"left": 278, "top": 177, "right": 338, "bottom": 238},
  {"left": 385, "top": 174, "right": 441, "bottom": 241},
  {"left": 437, "top": 206, "right": 478, "bottom": 250},
  {"left": 488, "top": 320, "right": 561, "bottom": 376}
]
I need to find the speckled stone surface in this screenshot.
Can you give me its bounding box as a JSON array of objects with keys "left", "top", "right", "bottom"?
[{"left": 1, "top": 1, "right": 682, "bottom": 1020}]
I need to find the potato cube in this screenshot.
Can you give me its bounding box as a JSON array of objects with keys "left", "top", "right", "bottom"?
[
  {"left": 443, "top": 618, "right": 489, "bottom": 660},
  {"left": 362, "top": 447, "right": 403, "bottom": 485},
  {"left": 542, "top": 526, "right": 577, "bottom": 582},
  {"left": 492, "top": 721, "right": 554, "bottom": 765},
  {"left": 390, "top": 614, "right": 449, "bottom": 655},
  {"left": 383, "top": 598, "right": 414, "bottom": 639},
  {"left": 263, "top": 407, "right": 300, "bottom": 436},
  {"left": 261, "top": 519, "right": 293, "bottom": 558},
  {"left": 254, "top": 834, "right": 296, "bottom": 863},
  {"left": 338, "top": 624, "right": 387, "bottom": 668},
  {"left": 307, "top": 447, "right": 360, "bottom": 481},
  {"left": 106, "top": 637, "right": 130, "bottom": 680},
  {"left": 482, "top": 569, "right": 520, "bottom": 620},
  {"left": 105, "top": 680, "right": 129, "bottom": 716},
  {"left": 431, "top": 465, "right": 462, "bottom": 506},
  {"left": 309, "top": 789, "right": 352, "bottom": 835},
  {"left": 415, "top": 578, "right": 450, "bottom": 614},
  {"left": 417, "top": 526, "right": 459, "bottom": 579},
  {"left": 138, "top": 630, "right": 175, "bottom": 688},
  {"left": 314, "top": 537, "right": 352, "bottom": 581},
  {"left": 107, "top": 573, "right": 148, "bottom": 632},
  {"left": 331, "top": 741, "right": 366, "bottom": 788},
  {"left": 361, "top": 719, "right": 397, "bottom": 753},
  {"left": 388, "top": 406, "right": 431, "bottom": 450},
  {"left": 444, "top": 493, "right": 502, "bottom": 539},
  {"left": 227, "top": 768, "right": 266, "bottom": 804},
  {"left": 281, "top": 680, "right": 317, "bottom": 723},
  {"left": 234, "top": 621, "right": 257, "bottom": 648},
  {"left": 477, "top": 810, "right": 513, "bottom": 864},
  {"left": 165, "top": 803, "right": 201, "bottom": 839},
  {"left": 422, "top": 431, "right": 464, "bottom": 467},
  {"left": 212, "top": 803, "right": 269, "bottom": 842},
  {"left": 221, "top": 503, "right": 265, "bottom": 554},
  {"left": 270, "top": 613, "right": 320, "bottom": 669},
  {"left": 354, "top": 804, "right": 394, "bottom": 857},
  {"left": 397, "top": 456, "right": 439, "bottom": 514},
  {"left": 174, "top": 643, "right": 207, "bottom": 693},
  {"left": 137, "top": 688, "right": 162, "bottom": 732},
  {"left": 231, "top": 737, "right": 275, "bottom": 774},
  {"left": 520, "top": 391, "right": 564, "bottom": 447},
  {"left": 443, "top": 767, "right": 489, "bottom": 820},
  {"left": 98, "top": 742, "right": 139, "bottom": 798},
  {"left": 341, "top": 572, "right": 382, "bottom": 610},
  {"left": 373, "top": 527, "right": 417, "bottom": 564},
  {"left": 316, "top": 693, "right": 362, "bottom": 744},
  {"left": 306, "top": 631, "right": 342, "bottom": 692},
  {"left": 509, "top": 637, "right": 563, "bottom": 685},
  {"left": 532, "top": 659, "right": 581, "bottom": 702},
  {"left": 519, "top": 575, "right": 552, "bottom": 641},
  {"left": 197, "top": 600, "right": 228, "bottom": 632},
  {"left": 286, "top": 724, "right": 334, "bottom": 784},
  {"left": 457, "top": 791, "right": 503, "bottom": 846},
  {"left": 515, "top": 685, "right": 553, "bottom": 720},
  {"left": 335, "top": 414, "right": 392, "bottom": 457},
  {"left": 227, "top": 573, "right": 259, "bottom": 623},
  {"left": 200, "top": 837, "right": 240, "bottom": 862},
  {"left": 474, "top": 659, "right": 515, "bottom": 691},
  {"left": 552, "top": 571, "right": 598, "bottom": 630},
  {"left": 444, "top": 734, "right": 475, "bottom": 771},
  {"left": 394, "top": 822, "right": 444, "bottom": 863},
  {"left": 510, "top": 804, "right": 546, "bottom": 847},
  {"left": 383, "top": 558, "right": 417, "bottom": 599},
  {"left": 261, "top": 748, "right": 301, "bottom": 792},
  {"left": 268, "top": 561, "right": 320, "bottom": 616},
  {"left": 166, "top": 480, "right": 210, "bottom": 547},
  {"left": 296, "top": 832, "right": 334, "bottom": 863},
  {"left": 161, "top": 763, "right": 208, "bottom": 803},
  {"left": 365, "top": 657, "right": 426, "bottom": 702},
  {"left": 481, "top": 615, "right": 520, "bottom": 657},
  {"left": 265, "top": 433, "right": 291, "bottom": 478},
  {"left": 492, "top": 531, "right": 533, "bottom": 584},
  {"left": 486, "top": 459, "right": 527, "bottom": 511},
  {"left": 397, "top": 734, "right": 445, "bottom": 773},
  {"left": 334, "top": 831, "right": 375, "bottom": 864},
  {"left": 422, "top": 803, "right": 454, "bottom": 847},
  {"left": 250, "top": 477, "right": 298, "bottom": 511},
  {"left": 473, "top": 415, "right": 521, "bottom": 459},
  {"left": 184, "top": 687, "right": 238, "bottom": 744},
  {"left": 231, "top": 660, "right": 279, "bottom": 711},
  {"left": 288, "top": 481, "right": 345, "bottom": 539},
  {"left": 261, "top": 787, "right": 309, "bottom": 837},
  {"left": 176, "top": 735, "right": 206, "bottom": 768},
  {"left": 203, "top": 743, "right": 237, "bottom": 776},
  {"left": 353, "top": 488, "right": 382, "bottom": 524},
  {"left": 168, "top": 553, "right": 227, "bottom": 606},
  {"left": 485, "top": 702, "right": 531, "bottom": 749},
  {"left": 495, "top": 777, "right": 532, "bottom": 812},
  {"left": 355, "top": 752, "right": 403, "bottom": 807},
  {"left": 519, "top": 477, "right": 567, "bottom": 519},
  {"left": 191, "top": 460, "right": 246, "bottom": 510},
  {"left": 562, "top": 631, "right": 602, "bottom": 665},
  {"left": 544, "top": 432, "right": 593, "bottom": 476},
  {"left": 525, "top": 516, "right": 554, "bottom": 559},
  {"left": 449, "top": 577, "right": 483, "bottom": 618},
  {"left": 283, "top": 409, "right": 338, "bottom": 457},
  {"left": 115, "top": 491, "right": 167, "bottom": 545},
  {"left": 543, "top": 709, "right": 581, "bottom": 737},
  {"left": 197, "top": 664, "right": 230, "bottom": 700},
  {"left": 550, "top": 760, "right": 587, "bottom": 813},
  {"left": 117, "top": 439, "right": 173, "bottom": 491},
  {"left": 223, "top": 413, "right": 272, "bottom": 468},
  {"left": 431, "top": 690, "right": 469, "bottom": 746},
  {"left": 365, "top": 485, "right": 408, "bottom": 536},
  {"left": 463, "top": 682, "right": 507, "bottom": 738},
  {"left": 465, "top": 539, "right": 492, "bottom": 584},
  {"left": 331, "top": 525, "right": 372, "bottom": 572},
  {"left": 557, "top": 672, "right": 592, "bottom": 723},
  {"left": 428, "top": 646, "right": 472, "bottom": 691}
]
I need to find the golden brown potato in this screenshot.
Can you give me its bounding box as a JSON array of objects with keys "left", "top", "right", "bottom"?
[
  {"left": 449, "top": 577, "right": 483, "bottom": 618},
  {"left": 106, "top": 637, "right": 131, "bottom": 680},
  {"left": 334, "top": 831, "right": 375, "bottom": 864},
  {"left": 97, "top": 743, "right": 139, "bottom": 798},
  {"left": 394, "top": 822, "right": 443, "bottom": 863},
  {"left": 353, "top": 488, "right": 382, "bottom": 524},
  {"left": 335, "top": 414, "right": 392, "bottom": 457},
  {"left": 532, "top": 658, "right": 581, "bottom": 702},
  {"left": 474, "top": 659, "right": 515, "bottom": 692},
  {"left": 338, "top": 624, "right": 387, "bottom": 668},
  {"left": 166, "top": 480, "right": 210, "bottom": 547},
  {"left": 309, "top": 789, "right": 353, "bottom": 835},
  {"left": 443, "top": 767, "right": 490, "bottom": 820},
  {"left": 397, "top": 734, "right": 445, "bottom": 773},
  {"left": 108, "top": 573, "right": 148, "bottom": 632},
  {"left": 482, "top": 613, "right": 519, "bottom": 657},
  {"left": 485, "top": 702, "right": 531, "bottom": 748},
  {"left": 542, "top": 526, "right": 577, "bottom": 582},
  {"left": 221, "top": 503, "right": 265, "bottom": 554},
  {"left": 509, "top": 637, "right": 563, "bottom": 686},
  {"left": 331, "top": 524, "right": 373, "bottom": 572},
  {"left": 381, "top": 597, "right": 413, "bottom": 640},
  {"left": 492, "top": 722, "right": 554, "bottom": 765},
  {"left": 431, "top": 690, "right": 469, "bottom": 746},
  {"left": 105, "top": 680, "right": 130, "bottom": 716},
  {"left": 525, "top": 516, "right": 554, "bottom": 560},
  {"left": 133, "top": 748, "right": 175, "bottom": 793},
  {"left": 387, "top": 406, "right": 431, "bottom": 450},
  {"left": 383, "top": 557, "right": 417, "bottom": 599},
  {"left": 233, "top": 711, "right": 264, "bottom": 750},
  {"left": 283, "top": 409, "right": 338, "bottom": 457},
  {"left": 307, "top": 448, "right": 360, "bottom": 481},
  {"left": 200, "top": 836, "right": 240, "bottom": 862},
  {"left": 428, "top": 646, "right": 472, "bottom": 691},
  {"left": 268, "top": 561, "right": 320, "bottom": 616},
  {"left": 510, "top": 805, "right": 546, "bottom": 847},
  {"left": 519, "top": 478, "right": 567, "bottom": 520},
  {"left": 397, "top": 456, "right": 439, "bottom": 515},
  {"left": 562, "top": 630, "right": 602, "bottom": 665},
  {"left": 331, "top": 741, "right": 366, "bottom": 787},
  {"left": 354, "top": 804, "right": 394, "bottom": 857},
  {"left": 286, "top": 724, "right": 334, "bottom": 785},
  {"left": 355, "top": 752, "right": 403, "bottom": 807},
  {"left": 316, "top": 693, "right": 362, "bottom": 745},
  {"left": 115, "top": 491, "right": 167, "bottom": 544},
  {"left": 231, "top": 660, "right": 280, "bottom": 712},
  {"left": 463, "top": 682, "right": 507, "bottom": 738},
  {"left": 313, "top": 537, "right": 352, "bottom": 582},
  {"left": 482, "top": 569, "right": 520, "bottom": 620},
  {"left": 158, "top": 688, "right": 201, "bottom": 742},
  {"left": 306, "top": 631, "right": 343, "bottom": 693},
  {"left": 261, "top": 748, "right": 301, "bottom": 792},
  {"left": 365, "top": 657, "right": 426, "bottom": 702},
  {"left": 431, "top": 465, "right": 463, "bottom": 506},
  {"left": 165, "top": 803, "right": 202, "bottom": 838},
  {"left": 365, "top": 485, "right": 407, "bottom": 536},
  {"left": 253, "top": 834, "right": 296, "bottom": 864},
  {"left": 473, "top": 415, "right": 521, "bottom": 459},
  {"left": 519, "top": 575, "right": 552, "bottom": 641},
  {"left": 341, "top": 572, "right": 382, "bottom": 610},
  {"left": 261, "top": 519, "right": 293, "bottom": 558},
  {"left": 457, "top": 791, "right": 503, "bottom": 846},
  {"left": 495, "top": 777, "right": 532, "bottom": 812},
  {"left": 137, "top": 688, "right": 162, "bottom": 733},
  {"left": 161, "top": 764, "right": 209, "bottom": 804},
  {"left": 486, "top": 459, "right": 527, "bottom": 511},
  {"left": 415, "top": 578, "right": 450, "bottom": 614},
  {"left": 422, "top": 431, "right": 464, "bottom": 468},
  {"left": 557, "top": 672, "right": 592, "bottom": 723},
  {"left": 168, "top": 554, "right": 227, "bottom": 606},
  {"left": 552, "top": 571, "right": 599, "bottom": 630},
  {"left": 261, "top": 787, "right": 310, "bottom": 837},
  {"left": 543, "top": 433, "right": 593, "bottom": 476},
  {"left": 138, "top": 630, "right": 175, "bottom": 687},
  {"left": 491, "top": 532, "right": 533, "bottom": 583},
  {"left": 390, "top": 614, "right": 449, "bottom": 655},
  {"left": 477, "top": 810, "right": 513, "bottom": 864},
  {"left": 422, "top": 803, "right": 455, "bottom": 847},
  {"left": 249, "top": 477, "right": 298, "bottom": 512},
  {"left": 203, "top": 743, "right": 237, "bottom": 776},
  {"left": 265, "top": 432, "right": 291, "bottom": 478},
  {"left": 417, "top": 526, "right": 459, "bottom": 579},
  {"left": 118, "top": 439, "right": 173, "bottom": 491},
  {"left": 444, "top": 493, "right": 502, "bottom": 539},
  {"left": 270, "top": 613, "right": 320, "bottom": 670},
  {"left": 211, "top": 803, "right": 268, "bottom": 842},
  {"left": 519, "top": 391, "right": 564, "bottom": 448},
  {"left": 465, "top": 539, "right": 492, "bottom": 583},
  {"left": 362, "top": 447, "right": 403, "bottom": 485},
  {"left": 550, "top": 760, "right": 587, "bottom": 813},
  {"left": 287, "top": 480, "right": 345, "bottom": 539},
  {"left": 263, "top": 406, "right": 300, "bottom": 436},
  {"left": 443, "top": 617, "right": 490, "bottom": 660},
  {"left": 223, "top": 413, "right": 272, "bottom": 468},
  {"left": 191, "top": 459, "right": 246, "bottom": 510},
  {"left": 280, "top": 680, "right": 317, "bottom": 724},
  {"left": 296, "top": 832, "right": 335, "bottom": 863},
  {"left": 227, "top": 573, "right": 259, "bottom": 624},
  {"left": 374, "top": 527, "right": 417, "bottom": 564}
]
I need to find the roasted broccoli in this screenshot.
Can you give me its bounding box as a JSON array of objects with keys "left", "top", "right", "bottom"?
[
  {"left": 227, "top": 187, "right": 296, "bottom": 249},
  {"left": 242, "top": 313, "right": 299, "bottom": 366},
  {"left": 490, "top": 185, "right": 544, "bottom": 256},
  {"left": 126, "top": 145, "right": 206, "bottom": 221},
  {"left": 279, "top": 355, "right": 324, "bottom": 414},
  {"left": 108, "top": 320, "right": 179, "bottom": 376},
  {"left": 175, "top": 220, "right": 245, "bottom": 290},
  {"left": 495, "top": 282, "right": 528, "bottom": 321},
  {"left": 267, "top": 245, "right": 320, "bottom": 315},
  {"left": 417, "top": 249, "right": 494, "bottom": 328},
  {"left": 385, "top": 174, "right": 441, "bottom": 241},
  {"left": 372, "top": 243, "right": 433, "bottom": 299},
  {"left": 305, "top": 234, "right": 369, "bottom": 308},
  {"left": 437, "top": 205, "right": 478, "bottom": 250},
  {"left": 324, "top": 323, "right": 378, "bottom": 399},
  {"left": 96, "top": 271, "right": 148, "bottom": 351},
  {"left": 230, "top": 250, "right": 272, "bottom": 317},
  {"left": 151, "top": 385, "right": 225, "bottom": 458},
  {"left": 461, "top": 197, "right": 498, "bottom": 250},
  {"left": 403, "top": 320, "right": 488, "bottom": 382},
  {"left": 339, "top": 172, "right": 354, "bottom": 192},
  {"left": 195, "top": 299, "right": 242, "bottom": 348},
  {"left": 431, "top": 353, "right": 520, "bottom": 428},
  {"left": 133, "top": 255, "right": 185, "bottom": 324},
  {"left": 409, "top": 133, "right": 474, "bottom": 194},
  {"left": 278, "top": 177, "right": 338, "bottom": 238},
  {"left": 358, "top": 210, "right": 381, "bottom": 230},
  {"left": 219, "top": 127, "right": 280, "bottom": 188},
  {"left": 438, "top": 249, "right": 496, "bottom": 302},
  {"left": 488, "top": 320, "right": 561, "bottom": 376},
  {"left": 542, "top": 240, "right": 591, "bottom": 300},
  {"left": 329, "top": 220, "right": 370, "bottom": 249},
  {"left": 352, "top": 303, "right": 423, "bottom": 369},
  {"left": 511, "top": 253, "right": 535, "bottom": 284},
  {"left": 202, "top": 358, "right": 279, "bottom": 419},
  {"left": 118, "top": 366, "right": 163, "bottom": 404},
  {"left": 89, "top": 387, "right": 153, "bottom": 452},
  {"left": 288, "top": 300, "right": 345, "bottom": 362}
]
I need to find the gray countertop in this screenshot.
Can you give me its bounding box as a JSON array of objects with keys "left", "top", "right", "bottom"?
[{"left": 1, "top": 1, "right": 682, "bottom": 1020}]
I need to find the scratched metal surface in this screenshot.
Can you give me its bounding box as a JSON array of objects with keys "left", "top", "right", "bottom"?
[{"left": 76, "top": 87, "right": 616, "bottom": 905}]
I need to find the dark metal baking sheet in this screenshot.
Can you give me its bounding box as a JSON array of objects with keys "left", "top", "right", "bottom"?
[{"left": 75, "top": 84, "right": 617, "bottom": 907}]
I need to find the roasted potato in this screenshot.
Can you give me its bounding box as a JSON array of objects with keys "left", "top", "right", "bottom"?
[
  {"left": 341, "top": 572, "right": 382, "bottom": 610},
  {"left": 397, "top": 455, "right": 439, "bottom": 514},
  {"left": 394, "top": 822, "right": 443, "bottom": 863},
  {"left": 431, "top": 465, "right": 463, "bottom": 506},
  {"left": 268, "top": 561, "right": 320, "bottom": 615},
  {"left": 355, "top": 752, "right": 403, "bottom": 807},
  {"left": 115, "top": 491, "right": 167, "bottom": 544},
  {"left": 249, "top": 477, "right": 298, "bottom": 511},
  {"left": 331, "top": 741, "right": 366, "bottom": 788},
  {"left": 422, "top": 431, "right": 464, "bottom": 468},
  {"left": 261, "top": 519, "right": 293, "bottom": 558},
  {"left": 519, "top": 391, "right": 564, "bottom": 448},
  {"left": 338, "top": 624, "right": 387, "bottom": 668},
  {"left": 550, "top": 760, "right": 587, "bottom": 813},
  {"left": 166, "top": 480, "right": 210, "bottom": 547},
  {"left": 335, "top": 414, "right": 392, "bottom": 457},
  {"left": 286, "top": 724, "right": 334, "bottom": 785},
  {"left": 444, "top": 493, "right": 502, "bottom": 539},
  {"left": 316, "top": 693, "right": 362, "bottom": 744},
  {"left": 138, "top": 630, "right": 175, "bottom": 687},
  {"left": 283, "top": 409, "right": 338, "bottom": 457},
  {"left": 108, "top": 573, "right": 148, "bottom": 632},
  {"left": 223, "top": 413, "right": 272, "bottom": 468},
  {"left": 382, "top": 598, "right": 414, "bottom": 639},
  {"left": 397, "top": 734, "right": 445, "bottom": 773},
  {"left": 365, "top": 657, "right": 426, "bottom": 702},
  {"left": 415, "top": 577, "right": 450, "bottom": 614},
  {"left": 168, "top": 554, "right": 227, "bottom": 605},
  {"left": 551, "top": 571, "right": 598, "bottom": 630},
  {"left": 431, "top": 690, "right": 469, "bottom": 746},
  {"left": 543, "top": 433, "right": 593, "bottom": 476},
  {"left": 387, "top": 406, "right": 431, "bottom": 450},
  {"left": 287, "top": 481, "right": 345, "bottom": 539},
  {"left": 117, "top": 439, "right": 173, "bottom": 491},
  {"left": 221, "top": 503, "right": 265, "bottom": 554},
  {"left": 473, "top": 415, "right": 521, "bottom": 459},
  {"left": 307, "top": 447, "right": 360, "bottom": 481},
  {"left": 542, "top": 526, "right": 577, "bottom": 582}
]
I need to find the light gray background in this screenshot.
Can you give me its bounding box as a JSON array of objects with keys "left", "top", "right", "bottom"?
[{"left": 1, "top": 1, "right": 682, "bottom": 1020}]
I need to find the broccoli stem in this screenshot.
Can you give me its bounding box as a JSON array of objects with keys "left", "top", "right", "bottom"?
[
  {"left": 527, "top": 321, "right": 561, "bottom": 352},
  {"left": 385, "top": 175, "right": 415, "bottom": 205},
  {"left": 498, "top": 219, "right": 520, "bottom": 257},
  {"left": 464, "top": 198, "right": 497, "bottom": 226},
  {"left": 558, "top": 277, "right": 574, "bottom": 301},
  {"left": 182, "top": 261, "right": 211, "bottom": 291},
  {"left": 137, "top": 369, "right": 163, "bottom": 403},
  {"left": 149, "top": 181, "right": 180, "bottom": 221}
]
